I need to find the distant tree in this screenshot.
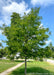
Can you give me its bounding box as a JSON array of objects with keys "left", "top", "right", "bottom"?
[
  {"left": 0, "top": 47, "right": 8, "bottom": 59},
  {"left": 0, "top": 43, "right": 3, "bottom": 58},
  {"left": 2, "top": 7, "right": 51, "bottom": 75},
  {"left": 0, "top": 43, "right": 2, "bottom": 47},
  {"left": 48, "top": 43, "right": 54, "bottom": 58},
  {"left": 44, "top": 46, "right": 52, "bottom": 58},
  {"left": 0, "top": 49, "right": 5, "bottom": 58}
]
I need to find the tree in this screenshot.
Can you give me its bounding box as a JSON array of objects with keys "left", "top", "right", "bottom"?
[
  {"left": 44, "top": 46, "right": 52, "bottom": 58},
  {"left": 0, "top": 48, "right": 5, "bottom": 58},
  {"left": 0, "top": 43, "right": 2, "bottom": 47},
  {"left": 2, "top": 7, "right": 51, "bottom": 75},
  {"left": 0, "top": 47, "right": 8, "bottom": 59},
  {"left": 48, "top": 43, "right": 54, "bottom": 58}
]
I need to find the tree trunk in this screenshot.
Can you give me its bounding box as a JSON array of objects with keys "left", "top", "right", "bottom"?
[{"left": 25, "top": 57, "right": 27, "bottom": 75}]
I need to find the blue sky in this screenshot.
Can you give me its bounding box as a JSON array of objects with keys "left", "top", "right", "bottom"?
[{"left": 0, "top": 0, "right": 54, "bottom": 47}]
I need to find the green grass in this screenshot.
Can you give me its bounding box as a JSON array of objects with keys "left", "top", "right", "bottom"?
[
  {"left": 0, "top": 59, "right": 24, "bottom": 73},
  {"left": 9, "top": 60, "right": 54, "bottom": 75}
]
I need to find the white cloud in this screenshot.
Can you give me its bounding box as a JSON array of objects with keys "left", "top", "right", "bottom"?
[
  {"left": 39, "top": 24, "right": 43, "bottom": 28},
  {"left": 0, "top": 30, "right": 3, "bottom": 34},
  {"left": 0, "top": 1, "right": 30, "bottom": 26},
  {"left": 0, "top": 0, "right": 12, "bottom": 12},
  {"left": 3, "top": 1, "right": 30, "bottom": 15},
  {"left": 0, "top": 40, "right": 2, "bottom": 43},
  {"left": 0, "top": 0, "right": 12, "bottom": 26},
  {"left": 31, "top": 0, "right": 54, "bottom": 6},
  {"left": 45, "top": 40, "right": 52, "bottom": 44},
  {"left": 39, "top": 23, "right": 46, "bottom": 29}
]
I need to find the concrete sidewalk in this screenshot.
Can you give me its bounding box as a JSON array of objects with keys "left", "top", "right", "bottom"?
[{"left": 0, "top": 62, "right": 24, "bottom": 75}]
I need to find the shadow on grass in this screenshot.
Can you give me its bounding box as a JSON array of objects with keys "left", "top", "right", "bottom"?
[
  {"left": 10, "top": 67, "right": 54, "bottom": 75},
  {"left": 14, "top": 60, "right": 24, "bottom": 62},
  {"left": 14, "top": 60, "right": 34, "bottom": 62}
]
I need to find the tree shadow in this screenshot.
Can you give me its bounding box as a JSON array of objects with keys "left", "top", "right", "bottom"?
[
  {"left": 14, "top": 60, "right": 24, "bottom": 62},
  {"left": 11, "top": 66, "right": 54, "bottom": 75},
  {"left": 14, "top": 60, "right": 34, "bottom": 62}
]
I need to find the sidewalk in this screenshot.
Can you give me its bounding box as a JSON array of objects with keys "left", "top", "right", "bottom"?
[{"left": 0, "top": 62, "right": 24, "bottom": 75}]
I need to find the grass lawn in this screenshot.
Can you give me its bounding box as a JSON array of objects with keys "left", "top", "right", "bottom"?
[
  {"left": 0, "top": 59, "right": 23, "bottom": 73},
  {"left": 9, "top": 60, "right": 54, "bottom": 75}
]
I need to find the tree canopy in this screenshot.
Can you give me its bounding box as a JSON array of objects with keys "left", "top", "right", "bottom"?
[{"left": 2, "top": 7, "right": 51, "bottom": 58}]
